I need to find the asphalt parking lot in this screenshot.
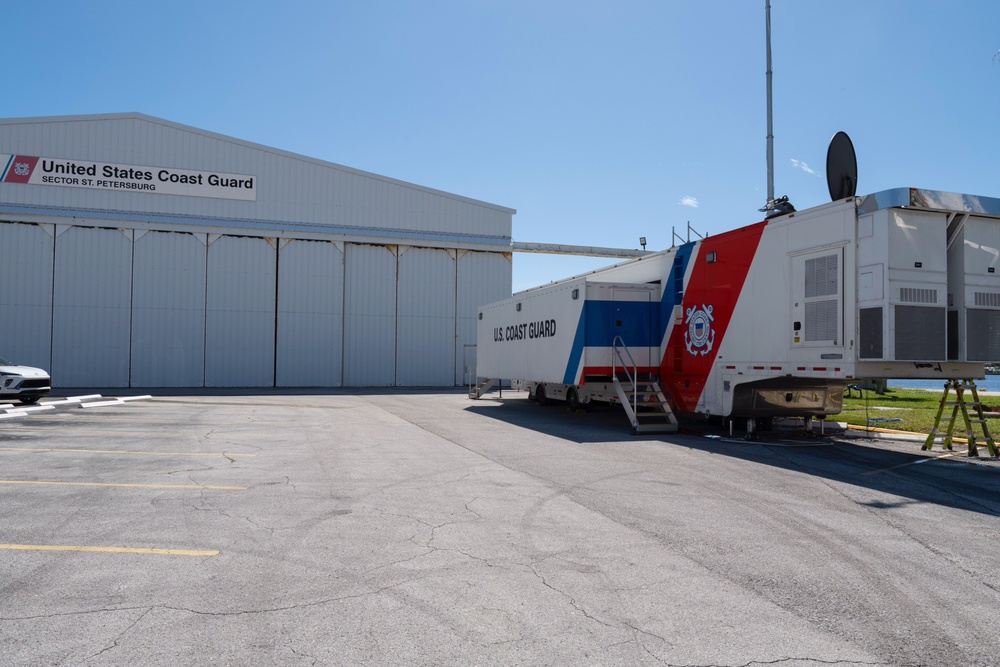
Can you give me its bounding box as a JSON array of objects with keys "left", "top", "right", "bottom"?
[{"left": 1, "top": 389, "right": 998, "bottom": 666}]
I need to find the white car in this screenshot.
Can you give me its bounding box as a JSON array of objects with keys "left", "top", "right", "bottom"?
[{"left": 0, "top": 356, "right": 51, "bottom": 404}]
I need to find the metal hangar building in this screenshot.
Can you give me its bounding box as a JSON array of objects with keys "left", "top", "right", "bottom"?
[{"left": 0, "top": 113, "right": 514, "bottom": 388}]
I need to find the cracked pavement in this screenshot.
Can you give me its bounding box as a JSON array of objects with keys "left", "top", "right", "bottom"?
[{"left": 0, "top": 389, "right": 997, "bottom": 666}]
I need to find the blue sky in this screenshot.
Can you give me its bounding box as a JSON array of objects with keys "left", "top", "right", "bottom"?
[{"left": 7, "top": 1, "right": 1000, "bottom": 291}]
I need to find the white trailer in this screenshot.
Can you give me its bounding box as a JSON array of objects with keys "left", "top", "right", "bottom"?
[{"left": 474, "top": 188, "right": 1000, "bottom": 435}]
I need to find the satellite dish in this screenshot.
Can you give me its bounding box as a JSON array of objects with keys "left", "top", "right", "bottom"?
[{"left": 826, "top": 131, "right": 858, "bottom": 201}]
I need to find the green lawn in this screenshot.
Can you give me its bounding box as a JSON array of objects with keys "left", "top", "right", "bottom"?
[{"left": 837, "top": 386, "right": 999, "bottom": 435}]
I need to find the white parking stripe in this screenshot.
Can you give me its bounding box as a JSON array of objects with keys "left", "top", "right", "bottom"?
[
  {"left": 80, "top": 400, "right": 129, "bottom": 408},
  {"left": 41, "top": 395, "right": 104, "bottom": 406}
]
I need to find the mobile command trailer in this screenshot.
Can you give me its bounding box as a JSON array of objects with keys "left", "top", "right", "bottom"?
[{"left": 473, "top": 188, "right": 1000, "bottom": 435}]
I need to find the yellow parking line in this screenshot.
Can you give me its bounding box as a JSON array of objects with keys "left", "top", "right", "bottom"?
[
  {"left": 0, "top": 480, "right": 246, "bottom": 490},
  {"left": 0, "top": 544, "right": 218, "bottom": 557},
  {"left": 0, "top": 447, "right": 255, "bottom": 457}
]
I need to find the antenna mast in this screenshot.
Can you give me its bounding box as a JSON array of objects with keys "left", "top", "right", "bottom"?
[
  {"left": 760, "top": 0, "right": 794, "bottom": 218},
  {"left": 765, "top": 0, "right": 774, "bottom": 206}
]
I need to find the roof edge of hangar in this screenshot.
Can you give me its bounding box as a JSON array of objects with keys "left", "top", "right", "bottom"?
[{"left": 0, "top": 112, "right": 517, "bottom": 216}]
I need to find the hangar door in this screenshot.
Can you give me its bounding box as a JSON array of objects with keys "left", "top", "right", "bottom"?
[
  {"left": 131, "top": 231, "right": 207, "bottom": 387},
  {"left": 343, "top": 244, "right": 396, "bottom": 386},
  {"left": 277, "top": 239, "right": 344, "bottom": 387},
  {"left": 456, "top": 251, "right": 512, "bottom": 385},
  {"left": 397, "top": 247, "right": 456, "bottom": 386},
  {"left": 205, "top": 235, "right": 277, "bottom": 387},
  {"left": 52, "top": 226, "right": 132, "bottom": 387},
  {"left": 0, "top": 222, "right": 53, "bottom": 371}
]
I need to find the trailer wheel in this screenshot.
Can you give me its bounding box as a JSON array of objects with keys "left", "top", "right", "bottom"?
[
  {"left": 566, "top": 388, "right": 582, "bottom": 412},
  {"left": 535, "top": 384, "right": 550, "bottom": 406}
]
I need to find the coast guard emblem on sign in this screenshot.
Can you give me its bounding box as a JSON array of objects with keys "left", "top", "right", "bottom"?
[
  {"left": 14, "top": 162, "right": 30, "bottom": 177},
  {"left": 684, "top": 304, "right": 715, "bottom": 356}
]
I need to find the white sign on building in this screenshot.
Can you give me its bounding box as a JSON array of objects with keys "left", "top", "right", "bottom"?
[{"left": 1, "top": 153, "right": 256, "bottom": 201}]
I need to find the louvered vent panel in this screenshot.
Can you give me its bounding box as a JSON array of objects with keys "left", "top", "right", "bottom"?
[
  {"left": 805, "top": 299, "right": 838, "bottom": 342},
  {"left": 974, "top": 292, "right": 1000, "bottom": 308},
  {"left": 805, "top": 255, "right": 838, "bottom": 298},
  {"left": 899, "top": 287, "right": 937, "bottom": 304}
]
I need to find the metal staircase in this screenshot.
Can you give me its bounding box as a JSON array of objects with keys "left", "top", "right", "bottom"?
[
  {"left": 468, "top": 377, "right": 498, "bottom": 399},
  {"left": 612, "top": 336, "right": 678, "bottom": 434},
  {"left": 922, "top": 379, "right": 999, "bottom": 458}
]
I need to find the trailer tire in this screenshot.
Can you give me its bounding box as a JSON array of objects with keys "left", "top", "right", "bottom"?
[
  {"left": 566, "top": 388, "right": 582, "bottom": 412},
  {"left": 535, "top": 384, "right": 550, "bottom": 406}
]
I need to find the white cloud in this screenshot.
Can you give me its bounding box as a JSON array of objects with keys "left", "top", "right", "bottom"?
[
  {"left": 791, "top": 158, "right": 817, "bottom": 176},
  {"left": 679, "top": 196, "right": 699, "bottom": 208}
]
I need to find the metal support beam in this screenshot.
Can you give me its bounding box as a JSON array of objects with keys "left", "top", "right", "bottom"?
[{"left": 512, "top": 241, "right": 651, "bottom": 259}]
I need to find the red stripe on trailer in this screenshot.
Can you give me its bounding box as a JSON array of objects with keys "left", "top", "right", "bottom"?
[{"left": 662, "top": 222, "right": 768, "bottom": 412}]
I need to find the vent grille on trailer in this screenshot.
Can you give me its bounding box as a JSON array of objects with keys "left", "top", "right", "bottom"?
[
  {"left": 803, "top": 254, "right": 839, "bottom": 343},
  {"left": 805, "top": 255, "right": 838, "bottom": 298},
  {"left": 894, "top": 306, "right": 945, "bottom": 360},
  {"left": 974, "top": 292, "right": 1000, "bottom": 308},
  {"left": 966, "top": 309, "right": 1000, "bottom": 361},
  {"left": 805, "top": 300, "right": 838, "bottom": 342},
  {"left": 899, "top": 287, "right": 937, "bottom": 304},
  {"left": 859, "top": 307, "right": 883, "bottom": 359}
]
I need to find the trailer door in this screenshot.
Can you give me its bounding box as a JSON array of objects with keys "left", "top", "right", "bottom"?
[
  {"left": 612, "top": 288, "right": 656, "bottom": 367},
  {"left": 791, "top": 247, "right": 844, "bottom": 348}
]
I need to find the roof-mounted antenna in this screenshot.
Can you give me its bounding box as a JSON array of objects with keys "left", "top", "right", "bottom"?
[{"left": 760, "top": 0, "right": 795, "bottom": 219}]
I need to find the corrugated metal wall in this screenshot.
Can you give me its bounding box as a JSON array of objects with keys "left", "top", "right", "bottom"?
[
  {"left": 0, "top": 114, "right": 514, "bottom": 388},
  {"left": 0, "top": 114, "right": 513, "bottom": 240},
  {"left": 52, "top": 226, "right": 132, "bottom": 387},
  {"left": 456, "top": 251, "right": 513, "bottom": 384},
  {"left": 205, "top": 235, "right": 277, "bottom": 387},
  {"left": 344, "top": 244, "right": 397, "bottom": 386},
  {"left": 0, "top": 221, "right": 510, "bottom": 387},
  {"left": 0, "top": 222, "right": 53, "bottom": 370},
  {"left": 276, "top": 239, "right": 344, "bottom": 387},
  {"left": 397, "top": 247, "right": 457, "bottom": 386},
  {"left": 131, "top": 230, "right": 207, "bottom": 387}
]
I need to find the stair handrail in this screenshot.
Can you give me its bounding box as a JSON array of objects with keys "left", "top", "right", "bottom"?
[{"left": 612, "top": 335, "right": 638, "bottom": 411}]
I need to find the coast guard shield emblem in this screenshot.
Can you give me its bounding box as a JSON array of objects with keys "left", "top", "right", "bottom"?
[
  {"left": 14, "top": 162, "right": 30, "bottom": 177},
  {"left": 684, "top": 304, "right": 715, "bottom": 356}
]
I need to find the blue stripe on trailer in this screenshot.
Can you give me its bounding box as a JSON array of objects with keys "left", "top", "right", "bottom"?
[
  {"left": 563, "top": 300, "right": 660, "bottom": 383},
  {"left": 584, "top": 301, "right": 658, "bottom": 347},
  {"left": 659, "top": 241, "right": 695, "bottom": 341},
  {"left": 563, "top": 315, "right": 587, "bottom": 384}
]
